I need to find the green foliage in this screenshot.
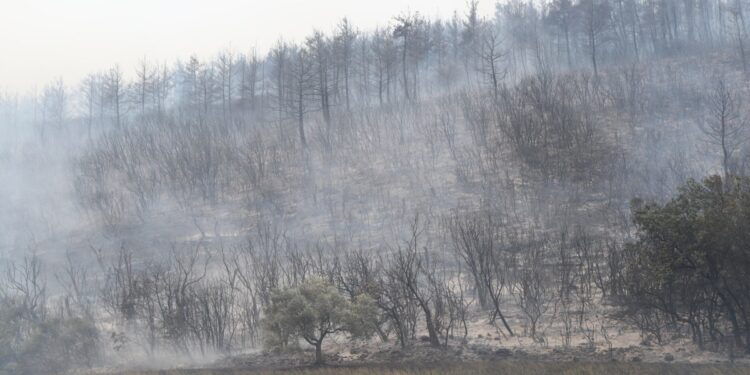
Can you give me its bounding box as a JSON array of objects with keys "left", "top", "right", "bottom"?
[
  {"left": 0, "top": 298, "right": 100, "bottom": 374},
  {"left": 0, "top": 301, "right": 24, "bottom": 369},
  {"left": 263, "top": 279, "right": 377, "bottom": 363},
  {"left": 16, "top": 317, "right": 100, "bottom": 374},
  {"left": 621, "top": 175, "right": 750, "bottom": 350}
]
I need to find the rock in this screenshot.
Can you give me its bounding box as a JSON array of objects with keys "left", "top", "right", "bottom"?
[
  {"left": 494, "top": 348, "right": 512, "bottom": 357},
  {"left": 664, "top": 353, "right": 675, "bottom": 362},
  {"left": 470, "top": 344, "right": 491, "bottom": 356}
]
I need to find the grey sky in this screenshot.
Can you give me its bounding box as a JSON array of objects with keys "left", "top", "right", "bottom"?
[{"left": 0, "top": 0, "right": 496, "bottom": 93}]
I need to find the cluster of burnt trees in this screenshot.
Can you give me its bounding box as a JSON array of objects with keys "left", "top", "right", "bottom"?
[
  {"left": 5, "top": 1, "right": 750, "bottom": 245},
  {"left": 72, "top": 61, "right": 670, "bottom": 232},
  {"left": 6, "top": 172, "right": 750, "bottom": 371},
  {"left": 69, "top": 18, "right": 750, "bottom": 234},
  {"left": 87, "top": 181, "right": 750, "bottom": 358},
  {"left": 73, "top": 117, "right": 295, "bottom": 228},
  {"left": 3, "top": 1, "right": 747, "bottom": 145},
  {"left": 0, "top": 214, "right": 623, "bottom": 367},
  {"left": 75, "top": 73, "right": 620, "bottom": 230},
  {"left": 5, "top": 0, "right": 750, "bottom": 372}
]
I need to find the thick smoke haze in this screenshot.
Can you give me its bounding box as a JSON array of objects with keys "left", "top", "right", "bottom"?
[{"left": 2, "top": 0, "right": 750, "bottom": 374}]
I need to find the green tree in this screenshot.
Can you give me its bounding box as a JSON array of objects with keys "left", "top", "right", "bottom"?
[
  {"left": 16, "top": 317, "right": 100, "bottom": 374},
  {"left": 620, "top": 175, "right": 750, "bottom": 352},
  {"left": 263, "top": 279, "right": 377, "bottom": 364}
]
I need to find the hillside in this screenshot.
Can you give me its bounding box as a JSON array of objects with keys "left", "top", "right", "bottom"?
[{"left": 3, "top": 1, "right": 750, "bottom": 374}]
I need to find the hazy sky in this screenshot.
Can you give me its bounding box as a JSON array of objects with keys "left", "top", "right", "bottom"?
[{"left": 0, "top": 0, "right": 496, "bottom": 93}]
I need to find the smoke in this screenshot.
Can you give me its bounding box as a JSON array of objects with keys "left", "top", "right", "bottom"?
[{"left": 1, "top": 1, "right": 748, "bottom": 372}]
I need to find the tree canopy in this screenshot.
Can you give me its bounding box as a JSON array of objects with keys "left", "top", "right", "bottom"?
[
  {"left": 621, "top": 175, "right": 750, "bottom": 352},
  {"left": 263, "top": 279, "right": 377, "bottom": 364}
]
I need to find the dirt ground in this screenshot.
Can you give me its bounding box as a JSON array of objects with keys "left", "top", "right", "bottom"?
[{"left": 100, "top": 360, "right": 750, "bottom": 375}]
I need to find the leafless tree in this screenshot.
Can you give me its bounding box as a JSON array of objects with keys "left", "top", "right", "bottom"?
[
  {"left": 79, "top": 73, "right": 101, "bottom": 138},
  {"left": 446, "top": 212, "right": 514, "bottom": 337},
  {"left": 579, "top": 0, "right": 612, "bottom": 76},
  {"left": 702, "top": 78, "right": 748, "bottom": 182},
  {"left": 40, "top": 78, "right": 66, "bottom": 140},
  {"left": 512, "top": 234, "right": 554, "bottom": 341},
  {"left": 133, "top": 58, "right": 156, "bottom": 117},
  {"left": 477, "top": 26, "right": 506, "bottom": 102},
  {"left": 105, "top": 65, "right": 125, "bottom": 128}
]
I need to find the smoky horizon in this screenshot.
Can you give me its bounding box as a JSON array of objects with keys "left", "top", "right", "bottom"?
[
  {"left": 2, "top": 1, "right": 750, "bottom": 374},
  {"left": 0, "top": 0, "right": 495, "bottom": 93}
]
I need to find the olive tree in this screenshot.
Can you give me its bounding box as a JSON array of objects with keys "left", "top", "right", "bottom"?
[{"left": 263, "top": 279, "right": 376, "bottom": 364}]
